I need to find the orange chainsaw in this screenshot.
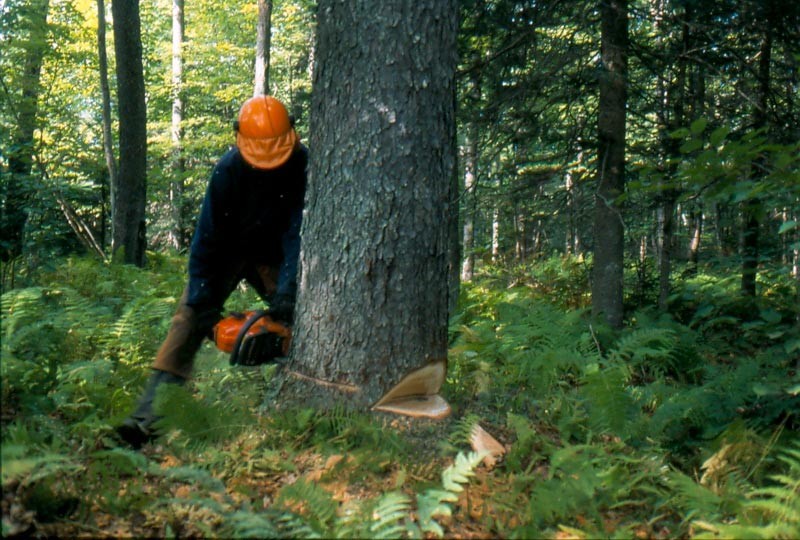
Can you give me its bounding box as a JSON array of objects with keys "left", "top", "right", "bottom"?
[{"left": 213, "top": 310, "right": 291, "bottom": 366}]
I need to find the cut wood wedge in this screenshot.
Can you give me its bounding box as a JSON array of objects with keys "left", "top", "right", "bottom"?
[
  {"left": 470, "top": 424, "right": 505, "bottom": 468},
  {"left": 373, "top": 394, "right": 451, "bottom": 420},
  {"left": 372, "top": 359, "right": 451, "bottom": 419}
]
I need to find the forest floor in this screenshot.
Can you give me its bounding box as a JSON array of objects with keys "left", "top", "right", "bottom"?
[
  {"left": 4, "top": 393, "right": 504, "bottom": 538},
  {"left": 2, "top": 258, "right": 798, "bottom": 538},
  {"left": 5, "top": 409, "right": 671, "bottom": 539},
  {"left": 1, "top": 363, "right": 686, "bottom": 539}
]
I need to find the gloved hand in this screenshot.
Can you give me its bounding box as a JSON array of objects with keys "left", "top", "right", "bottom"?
[{"left": 268, "top": 294, "right": 295, "bottom": 324}]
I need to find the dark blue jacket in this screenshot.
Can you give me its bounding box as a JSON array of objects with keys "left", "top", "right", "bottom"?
[{"left": 187, "top": 145, "right": 307, "bottom": 308}]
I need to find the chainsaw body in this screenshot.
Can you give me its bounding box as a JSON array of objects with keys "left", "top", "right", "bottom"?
[{"left": 213, "top": 310, "right": 291, "bottom": 366}]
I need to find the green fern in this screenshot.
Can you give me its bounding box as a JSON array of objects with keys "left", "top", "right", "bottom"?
[
  {"left": 580, "top": 361, "right": 640, "bottom": 439},
  {"left": 337, "top": 491, "right": 414, "bottom": 540},
  {"left": 226, "top": 510, "right": 281, "bottom": 538},
  {"left": 450, "top": 287, "right": 595, "bottom": 409},
  {"left": 163, "top": 465, "right": 226, "bottom": 492},
  {"left": 416, "top": 451, "right": 486, "bottom": 538},
  {"left": 505, "top": 413, "right": 543, "bottom": 473},
  {"left": 273, "top": 482, "right": 410, "bottom": 538},
  {"left": 265, "top": 452, "right": 484, "bottom": 539},
  {"left": 1, "top": 444, "right": 80, "bottom": 486},
  {"left": 609, "top": 326, "right": 682, "bottom": 383},
  {"left": 275, "top": 478, "right": 338, "bottom": 537},
  {"left": 667, "top": 469, "right": 725, "bottom": 521},
  {"left": 153, "top": 383, "right": 255, "bottom": 444},
  {"left": 447, "top": 414, "right": 481, "bottom": 447},
  {"left": 694, "top": 441, "right": 800, "bottom": 539},
  {"left": 367, "top": 492, "right": 415, "bottom": 539}
]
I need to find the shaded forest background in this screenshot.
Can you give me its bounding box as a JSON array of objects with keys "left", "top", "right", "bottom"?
[{"left": 1, "top": 0, "right": 799, "bottom": 538}]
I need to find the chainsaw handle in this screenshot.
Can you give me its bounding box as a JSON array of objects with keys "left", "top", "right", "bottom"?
[{"left": 229, "top": 309, "right": 270, "bottom": 366}]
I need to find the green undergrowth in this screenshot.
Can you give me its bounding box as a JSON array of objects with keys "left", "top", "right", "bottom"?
[
  {"left": 2, "top": 255, "right": 799, "bottom": 538},
  {"left": 447, "top": 261, "right": 799, "bottom": 538}
]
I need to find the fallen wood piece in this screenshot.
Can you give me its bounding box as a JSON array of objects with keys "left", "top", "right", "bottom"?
[
  {"left": 470, "top": 424, "right": 505, "bottom": 468},
  {"left": 372, "top": 359, "right": 451, "bottom": 419}
]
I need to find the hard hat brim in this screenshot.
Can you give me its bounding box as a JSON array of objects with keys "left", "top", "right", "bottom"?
[{"left": 237, "top": 128, "right": 298, "bottom": 170}]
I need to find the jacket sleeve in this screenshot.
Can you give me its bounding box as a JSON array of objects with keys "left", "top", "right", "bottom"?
[
  {"left": 275, "top": 147, "right": 308, "bottom": 301},
  {"left": 187, "top": 158, "right": 236, "bottom": 307},
  {"left": 275, "top": 205, "right": 302, "bottom": 300}
]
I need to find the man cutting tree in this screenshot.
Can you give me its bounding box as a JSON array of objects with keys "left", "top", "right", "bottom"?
[{"left": 117, "top": 96, "right": 307, "bottom": 448}]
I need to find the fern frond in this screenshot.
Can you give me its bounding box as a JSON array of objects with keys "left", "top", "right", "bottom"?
[
  {"left": 162, "top": 465, "right": 226, "bottom": 492},
  {"left": 226, "top": 510, "right": 280, "bottom": 538},
  {"left": 1, "top": 287, "right": 46, "bottom": 342},
  {"left": 275, "top": 479, "right": 337, "bottom": 537},
  {"left": 1, "top": 444, "right": 79, "bottom": 485},
  {"left": 152, "top": 383, "right": 253, "bottom": 444},
  {"left": 580, "top": 362, "right": 639, "bottom": 439},
  {"left": 416, "top": 451, "right": 485, "bottom": 538},
  {"left": 667, "top": 469, "right": 724, "bottom": 520},
  {"left": 504, "top": 413, "right": 540, "bottom": 472},
  {"left": 367, "top": 492, "right": 413, "bottom": 539},
  {"left": 276, "top": 512, "right": 325, "bottom": 539},
  {"left": 742, "top": 442, "right": 800, "bottom": 524},
  {"left": 448, "top": 414, "right": 480, "bottom": 447},
  {"left": 90, "top": 447, "right": 149, "bottom": 476}
]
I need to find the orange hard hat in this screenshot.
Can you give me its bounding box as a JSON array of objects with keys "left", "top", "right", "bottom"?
[{"left": 235, "top": 95, "right": 298, "bottom": 169}]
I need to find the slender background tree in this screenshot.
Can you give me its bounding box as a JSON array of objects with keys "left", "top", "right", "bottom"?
[
  {"left": 96, "top": 0, "right": 116, "bottom": 251},
  {"left": 167, "top": 0, "right": 186, "bottom": 250},
  {"left": 591, "top": 0, "right": 628, "bottom": 328},
  {"left": 254, "top": 0, "right": 273, "bottom": 96},
  {"left": 111, "top": 0, "right": 148, "bottom": 266}
]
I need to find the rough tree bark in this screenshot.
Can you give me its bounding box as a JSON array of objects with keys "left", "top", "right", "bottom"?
[
  {"left": 591, "top": 0, "right": 628, "bottom": 329},
  {"left": 254, "top": 0, "right": 273, "bottom": 96},
  {"left": 288, "top": 0, "right": 458, "bottom": 409},
  {"left": 111, "top": 0, "right": 148, "bottom": 266}
]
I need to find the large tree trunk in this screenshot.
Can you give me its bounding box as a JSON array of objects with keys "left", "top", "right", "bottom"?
[
  {"left": 1, "top": 0, "right": 50, "bottom": 262},
  {"left": 254, "top": 0, "right": 273, "bottom": 96},
  {"left": 168, "top": 0, "right": 187, "bottom": 250},
  {"left": 591, "top": 0, "right": 628, "bottom": 329},
  {"left": 96, "top": 0, "right": 117, "bottom": 250},
  {"left": 290, "top": 0, "right": 458, "bottom": 409},
  {"left": 111, "top": 0, "right": 148, "bottom": 266}
]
